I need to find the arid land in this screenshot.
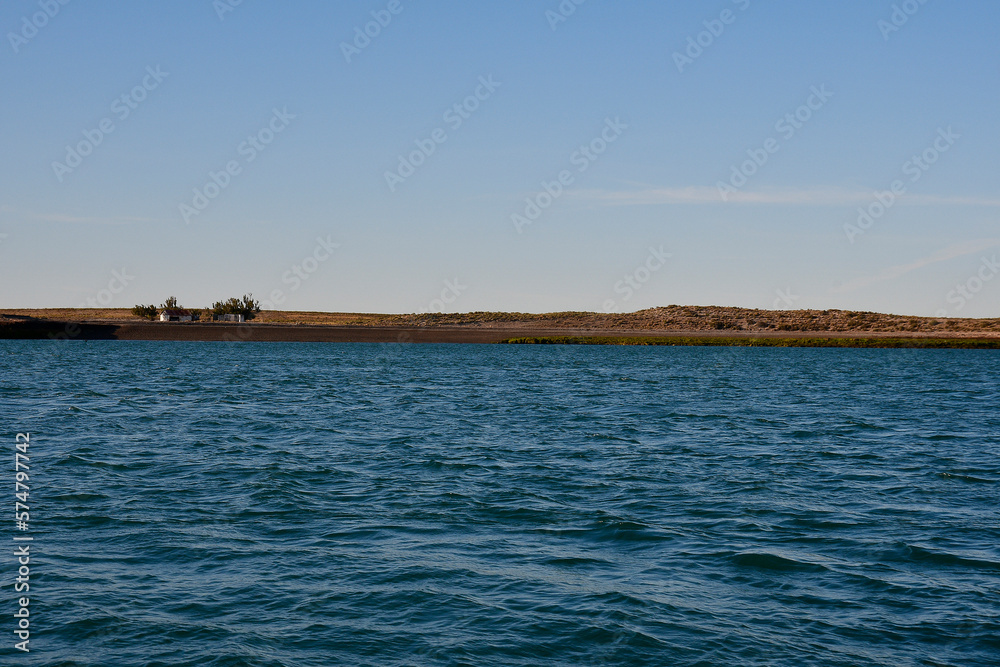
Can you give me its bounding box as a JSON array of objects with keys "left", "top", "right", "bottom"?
[{"left": 2, "top": 307, "right": 999, "bottom": 346}]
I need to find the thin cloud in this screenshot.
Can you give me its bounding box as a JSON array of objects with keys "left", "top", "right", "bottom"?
[
  {"left": 573, "top": 186, "right": 1000, "bottom": 207},
  {"left": 830, "top": 239, "right": 1000, "bottom": 294},
  {"left": 0, "top": 210, "right": 162, "bottom": 225},
  {"left": 1, "top": 210, "right": 276, "bottom": 226},
  {"left": 905, "top": 194, "right": 1000, "bottom": 206}
]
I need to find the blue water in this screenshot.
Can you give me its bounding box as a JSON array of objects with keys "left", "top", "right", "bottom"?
[{"left": 3, "top": 341, "right": 1000, "bottom": 666}]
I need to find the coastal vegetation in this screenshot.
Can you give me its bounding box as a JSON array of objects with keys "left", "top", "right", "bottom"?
[
  {"left": 130, "top": 304, "right": 158, "bottom": 320},
  {"left": 5, "top": 306, "right": 1000, "bottom": 340},
  {"left": 131, "top": 297, "right": 201, "bottom": 321},
  {"left": 210, "top": 294, "right": 261, "bottom": 321},
  {"left": 499, "top": 336, "right": 1000, "bottom": 349}
]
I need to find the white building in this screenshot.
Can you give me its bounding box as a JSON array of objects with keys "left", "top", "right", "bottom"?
[{"left": 159, "top": 309, "right": 193, "bottom": 322}]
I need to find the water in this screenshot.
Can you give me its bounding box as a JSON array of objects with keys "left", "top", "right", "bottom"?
[{"left": 3, "top": 341, "right": 999, "bottom": 666}]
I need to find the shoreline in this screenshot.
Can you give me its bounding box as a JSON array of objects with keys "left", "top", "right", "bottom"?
[
  {"left": 3, "top": 319, "right": 1000, "bottom": 347},
  {"left": 499, "top": 335, "right": 1000, "bottom": 349}
]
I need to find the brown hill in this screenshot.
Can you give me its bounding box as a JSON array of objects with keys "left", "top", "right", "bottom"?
[{"left": 3, "top": 306, "right": 998, "bottom": 335}]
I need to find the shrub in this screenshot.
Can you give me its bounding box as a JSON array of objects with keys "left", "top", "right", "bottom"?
[
  {"left": 210, "top": 294, "right": 261, "bottom": 321},
  {"left": 131, "top": 304, "right": 158, "bottom": 320}
]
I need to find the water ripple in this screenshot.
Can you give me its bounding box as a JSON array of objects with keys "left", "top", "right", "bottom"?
[{"left": 2, "top": 342, "right": 999, "bottom": 665}]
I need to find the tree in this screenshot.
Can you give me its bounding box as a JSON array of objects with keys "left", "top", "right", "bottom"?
[
  {"left": 211, "top": 293, "right": 261, "bottom": 321},
  {"left": 162, "top": 296, "right": 179, "bottom": 309},
  {"left": 131, "top": 304, "right": 158, "bottom": 320}
]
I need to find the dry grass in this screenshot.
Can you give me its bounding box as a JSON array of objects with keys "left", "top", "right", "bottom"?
[{"left": 3, "top": 306, "right": 999, "bottom": 335}]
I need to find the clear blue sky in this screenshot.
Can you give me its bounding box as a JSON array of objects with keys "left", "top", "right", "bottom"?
[{"left": 3, "top": 0, "right": 998, "bottom": 316}]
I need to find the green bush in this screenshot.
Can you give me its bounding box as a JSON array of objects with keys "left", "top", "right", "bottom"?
[
  {"left": 131, "top": 304, "right": 158, "bottom": 320},
  {"left": 210, "top": 294, "right": 261, "bottom": 321}
]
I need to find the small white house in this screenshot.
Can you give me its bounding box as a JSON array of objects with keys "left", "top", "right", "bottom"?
[
  {"left": 159, "top": 309, "right": 193, "bottom": 322},
  {"left": 215, "top": 313, "right": 245, "bottom": 323}
]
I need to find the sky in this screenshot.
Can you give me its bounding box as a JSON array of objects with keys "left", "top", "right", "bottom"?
[{"left": 2, "top": 0, "right": 999, "bottom": 317}]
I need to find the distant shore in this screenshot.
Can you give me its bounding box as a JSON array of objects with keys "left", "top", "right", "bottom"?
[
  {"left": 501, "top": 336, "right": 1000, "bottom": 349},
  {"left": 3, "top": 307, "right": 1000, "bottom": 347}
]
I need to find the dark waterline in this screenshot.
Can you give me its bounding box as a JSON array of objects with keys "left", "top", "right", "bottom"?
[{"left": 4, "top": 342, "right": 999, "bottom": 666}]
